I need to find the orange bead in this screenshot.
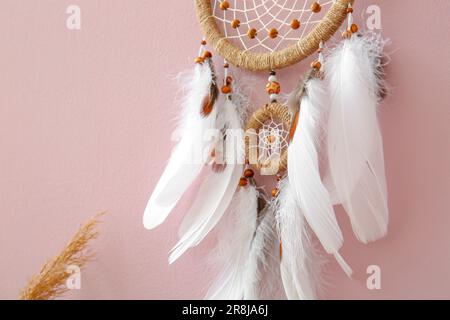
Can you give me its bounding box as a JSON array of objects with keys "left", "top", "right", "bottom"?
[
  {"left": 269, "top": 28, "right": 278, "bottom": 39},
  {"left": 202, "top": 51, "right": 212, "bottom": 59},
  {"left": 350, "top": 23, "right": 359, "bottom": 33},
  {"left": 267, "top": 135, "right": 276, "bottom": 144},
  {"left": 311, "top": 60, "right": 322, "bottom": 70},
  {"left": 247, "top": 28, "right": 257, "bottom": 39},
  {"left": 346, "top": 7, "right": 354, "bottom": 14},
  {"left": 219, "top": 1, "right": 230, "bottom": 10},
  {"left": 195, "top": 57, "right": 204, "bottom": 64},
  {"left": 231, "top": 19, "right": 240, "bottom": 29},
  {"left": 221, "top": 85, "right": 232, "bottom": 94},
  {"left": 239, "top": 177, "right": 248, "bottom": 187},
  {"left": 272, "top": 188, "right": 279, "bottom": 198},
  {"left": 291, "top": 19, "right": 300, "bottom": 30},
  {"left": 266, "top": 81, "right": 281, "bottom": 95},
  {"left": 311, "top": 2, "right": 321, "bottom": 13},
  {"left": 244, "top": 169, "right": 254, "bottom": 178}
]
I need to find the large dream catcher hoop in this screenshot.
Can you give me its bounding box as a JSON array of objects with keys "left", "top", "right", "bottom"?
[
  {"left": 144, "top": 0, "right": 390, "bottom": 300},
  {"left": 196, "top": 0, "right": 352, "bottom": 71}
]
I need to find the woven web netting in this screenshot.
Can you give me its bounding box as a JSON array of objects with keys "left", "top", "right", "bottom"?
[{"left": 212, "top": 0, "right": 334, "bottom": 53}]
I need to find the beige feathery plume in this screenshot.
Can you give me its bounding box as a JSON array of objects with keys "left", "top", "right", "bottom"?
[{"left": 19, "top": 212, "right": 105, "bottom": 300}]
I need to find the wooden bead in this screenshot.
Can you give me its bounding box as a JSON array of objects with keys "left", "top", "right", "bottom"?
[
  {"left": 244, "top": 169, "right": 254, "bottom": 178},
  {"left": 226, "top": 76, "right": 233, "bottom": 85},
  {"left": 231, "top": 19, "right": 240, "bottom": 29},
  {"left": 223, "top": 63, "right": 229, "bottom": 68},
  {"left": 221, "top": 85, "right": 232, "bottom": 94},
  {"left": 346, "top": 7, "right": 354, "bottom": 14},
  {"left": 247, "top": 28, "right": 257, "bottom": 39},
  {"left": 202, "top": 51, "right": 212, "bottom": 59},
  {"left": 239, "top": 177, "right": 248, "bottom": 187},
  {"left": 266, "top": 81, "right": 281, "bottom": 95},
  {"left": 290, "top": 19, "right": 300, "bottom": 30},
  {"left": 201, "top": 40, "right": 207, "bottom": 46},
  {"left": 272, "top": 188, "right": 279, "bottom": 198},
  {"left": 311, "top": 60, "right": 321, "bottom": 70},
  {"left": 219, "top": 1, "right": 230, "bottom": 10},
  {"left": 269, "top": 28, "right": 278, "bottom": 39},
  {"left": 266, "top": 135, "right": 276, "bottom": 144},
  {"left": 350, "top": 23, "right": 359, "bottom": 33},
  {"left": 311, "top": 2, "right": 321, "bottom": 13},
  {"left": 195, "top": 57, "right": 204, "bottom": 64}
]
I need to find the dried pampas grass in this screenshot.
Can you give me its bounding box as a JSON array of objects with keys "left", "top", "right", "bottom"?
[{"left": 19, "top": 213, "right": 104, "bottom": 300}]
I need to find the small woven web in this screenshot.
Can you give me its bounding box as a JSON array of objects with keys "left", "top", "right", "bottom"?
[
  {"left": 213, "top": 0, "right": 334, "bottom": 53},
  {"left": 247, "top": 116, "right": 289, "bottom": 163}
]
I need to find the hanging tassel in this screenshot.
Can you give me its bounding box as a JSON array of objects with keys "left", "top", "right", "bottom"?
[
  {"left": 287, "top": 71, "right": 352, "bottom": 276},
  {"left": 143, "top": 48, "right": 218, "bottom": 230},
  {"left": 324, "top": 32, "right": 389, "bottom": 244},
  {"left": 205, "top": 182, "right": 259, "bottom": 300},
  {"left": 275, "top": 178, "right": 324, "bottom": 300},
  {"left": 169, "top": 76, "right": 245, "bottom": 263}
]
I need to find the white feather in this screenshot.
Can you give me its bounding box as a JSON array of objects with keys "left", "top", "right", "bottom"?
[
  {"left": 288, "top": 76, "right": 351, "bottom": 276},
  {"left": 325, "top": 34, "right": 389, "bottom": 243},
  {"left": 143, "top": 62, "right": 216, "bottom": 230},
  {"left": 205, "top": 184, "right": 258, "bottom": 300},
  {"left": 169, "top": 96, "right": 244, "bottom": 263},
  {"left": 245, "top": 203, "right": 280, "bottom": 299},
  {"left": 276, "top": 178, "right": 323, "bottom": 300}
]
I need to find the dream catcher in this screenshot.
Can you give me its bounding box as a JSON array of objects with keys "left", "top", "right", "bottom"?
[{"left": 144, "top": 0, "right": 389, "bottom": 300}]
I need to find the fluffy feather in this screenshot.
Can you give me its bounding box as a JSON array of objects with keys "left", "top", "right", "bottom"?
[
  {"left": 325, "top": 33, "right": 389, "bottom": 243},
  {"left": 169, "top": 95, "right": 245, "bottom": 263},
  {"left": 143, "top": 60, "right": 217, "bottom": 230},
  {"left": 244, "top": 202, "right": 280, "bottom": 299},
  {"left": 275, "top": 178, "right": 324, "bottom": 300},
  {"left": 205, "top": 184, "right": 259, "bottom": 300},
  {"left": 287, "top": 74, "right": 351, "bottom": 275}
]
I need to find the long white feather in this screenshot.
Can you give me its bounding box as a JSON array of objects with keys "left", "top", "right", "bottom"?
[
  {"left": 325, "top": 33, "right": 389, "bottom": 243},
  {"left": 205, "top": 184, "right": 259, "bottom": 300},
  {"left": 243, "top": 202, "right": 280, "bottom": 300},
  {"left": 244, "top": 203, "right": 280, "bottom": 299},
  {"left": 143, "top": 61, "right": 217, "bottom": 230},
  {"left": 276, "top": 178, "right": 324, "bottom": 300},
  {"left": 169, "top": 96, "right": 244, "bottom": 263},
  {"left": 287, "top": 75, "right": 351, "bottom": 275}
]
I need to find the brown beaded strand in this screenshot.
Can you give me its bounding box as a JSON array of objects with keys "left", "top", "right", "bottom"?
[
  {"left": 195, "top": 39, "right": 213, "bottom": 65},
  {"left": 266, "top": 71, "right": 281, "bottom": 103},
  {"left": 342, "top": 3, "right": 358, "bottom": 39}
]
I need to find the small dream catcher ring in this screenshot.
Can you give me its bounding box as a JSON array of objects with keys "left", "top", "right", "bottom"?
[
  {"left": 245, "top": 102, "right": 292, "bottom": 174},
  {"left": 195, "top": 0, "right": 354, "bottom": 71}
]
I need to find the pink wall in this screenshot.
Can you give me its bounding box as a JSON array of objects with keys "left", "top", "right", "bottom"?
[{"left": 1, "top": 0, "right": 449, "bottom": 299}]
